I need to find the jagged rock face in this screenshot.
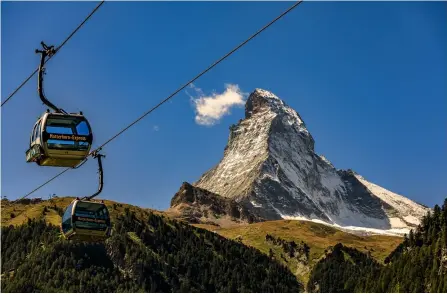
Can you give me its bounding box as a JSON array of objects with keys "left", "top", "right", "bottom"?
[
  {"left": 192, "top": 88, "right": 430, "bottom": 231},
  {"left": 169, "top": 182, "right": 261, "bottom": 224}
]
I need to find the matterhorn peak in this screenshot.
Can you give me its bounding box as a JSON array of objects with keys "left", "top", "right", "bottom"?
[
  {"left": 253, "top": 88, "right": 281, "bottom": 100},
  {"left": 245, "top": 88, "right": 309, "bottom": 135},
  {"left": 246, "top": 88, "right": 289, "bottom": 116},
  {"left": 190, "top": 88, "right": 430, "bottom": 235}
]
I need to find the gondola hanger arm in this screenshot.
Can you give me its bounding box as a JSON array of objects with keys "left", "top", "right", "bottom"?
[
  {"left": 82, "top": 150, "right": 105, "bottom": 201},
  {"left": 35, "top": 42, "right": 67, "bottom": 114}
]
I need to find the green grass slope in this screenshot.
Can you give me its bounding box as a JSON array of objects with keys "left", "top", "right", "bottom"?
[
  {"left": 1, "top": 197, "right": 162, "bottom": 228},
  {"left": 1, "top": 202, "right": 302, "bottom": 292},
  {"left": 195, "top": 219, "right": 402, "bottom": 284},
  {"left": 1, "top": 197, "right": 403, "bottom": 288}
]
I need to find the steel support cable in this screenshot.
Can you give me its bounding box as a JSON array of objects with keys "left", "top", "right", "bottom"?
[
  {"left": 16, "top": 0, "right": 303, "bottom": 201},
  {"left": 12, "top": 159, "right": 88, "bottom": 203},
  {"left": 1, "top": 0, "right": 105, "bottom": 107},
  {"left": 90, "top": 0, "right": 303, "bottom": 153}
]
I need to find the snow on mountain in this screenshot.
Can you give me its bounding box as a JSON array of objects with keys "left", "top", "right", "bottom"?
[
  {"left": 354, "top": 174, "right": 429, "bottom": 227},
  {"left": 191, "top": 88, "right": 430, "bottom": 235}
]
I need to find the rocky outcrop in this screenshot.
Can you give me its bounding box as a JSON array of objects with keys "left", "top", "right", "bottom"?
[{"left": 168, "top": 182, "right": 262, "bottom": 224}]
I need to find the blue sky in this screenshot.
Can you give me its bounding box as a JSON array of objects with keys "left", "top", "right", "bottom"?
[{"left": 1, "top": 1, "right": 446, "bottom": 209}]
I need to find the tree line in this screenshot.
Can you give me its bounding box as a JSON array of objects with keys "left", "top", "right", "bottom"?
[
  {"left": 1, "top": 208, "right": 303, "bottom": 292},
  {"left": 307, "top": 198, "right": 447, "bottom": 293}
]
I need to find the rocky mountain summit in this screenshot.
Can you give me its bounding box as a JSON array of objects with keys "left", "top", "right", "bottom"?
[{"left": 170, "top": 89, "right": 430, "bottom": 234}]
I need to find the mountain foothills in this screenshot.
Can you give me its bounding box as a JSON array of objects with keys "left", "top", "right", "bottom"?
[
  {"left": 1, "top": 198, "right": 301, "bottom": 292},
  {"left": 1, "top": 89, "right": 443, "bottom": 293},
  {"left": 307, "top": 199, "right": 447, "bottom": 293},
  {"left": 1, "top": 196, "right": 446, "bottom": 292},
  {"left": 169, "top": 88, "right": 430, "bottom": 235}
]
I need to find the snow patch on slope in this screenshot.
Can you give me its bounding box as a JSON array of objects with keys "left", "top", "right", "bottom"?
[
  {"left": 355, "top": 174, "right": 428, "bottom": 226},
  {"left": 269, "top": 131, "right": 392, "bottom": 230},
  {"left": 195, "top": 106, "right": 276, "bottom": 198},
  {"left": 254, "top": 88, "right": 280, "bottom": 100},
  {"left": 250, "top": 201, "right": 263, "bottom": 208},
  {"left": 279, "top": 213, "right": 409, "bottom": 236},
  {"left": 319, "top": 155, "right": 335, "bottom": 169}
]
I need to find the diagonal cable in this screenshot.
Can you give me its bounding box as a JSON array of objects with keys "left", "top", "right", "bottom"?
[
  {"left": 1, "top": 1, "right": 105, "bottom": 107},
  {"left": 15, "top": 0, "right": 303, "bottom": 201}
]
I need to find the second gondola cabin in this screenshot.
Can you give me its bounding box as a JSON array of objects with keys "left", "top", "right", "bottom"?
[
  {"left": 26, "top": 111, "right": 93, "bottom": 167},
  {"left": 61, "top": 198, "right": 111, "bottom": 242}
]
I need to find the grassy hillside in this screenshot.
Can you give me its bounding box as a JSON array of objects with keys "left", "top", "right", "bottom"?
[
  {"left": 194, "top": 220, "right": 402, "bottom": 284},
  {"left": 1, "top": 198, "right": 302, "bottom": 293},
  {"left": 1, "top": 197, "right": 162, "bottom": 228},
  {"left": 1, "top": 197, "right": 403, "bottom": 287}
]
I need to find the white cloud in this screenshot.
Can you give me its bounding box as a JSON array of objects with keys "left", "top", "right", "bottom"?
[
  {"left": 153, "top": 125, "right": 160, "bottom": 132},
  {"left": 188, "top": 83, "right": 247, "bottom": 126}
]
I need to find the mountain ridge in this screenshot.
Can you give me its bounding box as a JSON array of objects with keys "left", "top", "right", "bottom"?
[{"left": 167, "top": 182, "right": 262, "bottom": 225}]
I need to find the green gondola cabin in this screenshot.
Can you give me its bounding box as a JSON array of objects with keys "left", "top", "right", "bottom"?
[
  {"left": 26, "top": 112, "right": 93, "bottom": 167},
  {"left": 61, "top": 198, "right": 111, "bottom": 242}
]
